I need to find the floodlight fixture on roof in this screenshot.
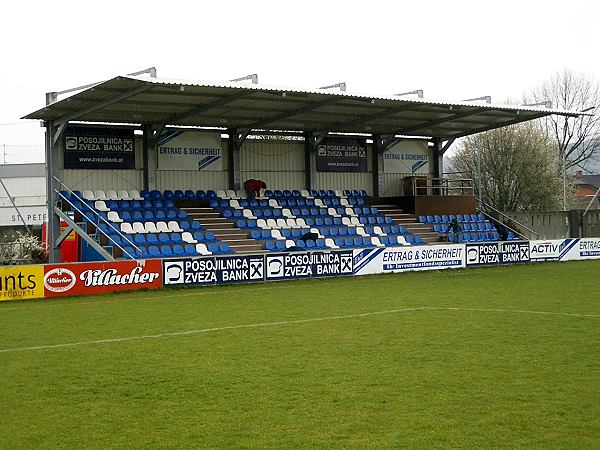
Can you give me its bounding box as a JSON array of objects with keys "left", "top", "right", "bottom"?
[
  {"left": 45, "top": 67, "right": 157, "bottom": 105},
  {"left": 395, "top": 90, "right": 424, "bottom": 98},
  {"left": 463, "top": 96, "right": 492, "bottom": 104},
  {"left": 319, "top": 82, "right": 347, "bottom": 91},
  {"left": 230, "top": 74, "right": 259, "bottom": 84}
]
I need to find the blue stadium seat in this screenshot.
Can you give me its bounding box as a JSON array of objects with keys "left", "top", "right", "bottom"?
[
  {"left": 276, "top": 240, "right": 287, "bottom": 251},
  {"left": 172, "top": 244, "right": 186, "bottom": 256},
  {"left": 184, "top": 244, "right": 197, "bottom": 256},
  {"left": 160, "top": 245, "right": 173, "bottom": 256},
  {"left": 265, "top": 241, "right": 277, "bottom": 251}
]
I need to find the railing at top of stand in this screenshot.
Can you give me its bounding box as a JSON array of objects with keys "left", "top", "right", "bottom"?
[
  {"left": 478, "top": 200, "right": 539, "bottom": 240},
  {"left": 409, "top": 177, "right": 475, "bottom": 196},
  {"left": 53, "top": 178, "right": 142, "bottom": 259}
]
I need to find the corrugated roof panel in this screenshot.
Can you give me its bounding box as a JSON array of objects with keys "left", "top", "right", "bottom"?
[{"left": 22, "top": 75, "right": 586, "bottom": 139}]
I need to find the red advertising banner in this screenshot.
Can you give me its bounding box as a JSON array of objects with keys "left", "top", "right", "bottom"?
[{"left": 44, "top": 259, "right": 163, "bottom": 297}]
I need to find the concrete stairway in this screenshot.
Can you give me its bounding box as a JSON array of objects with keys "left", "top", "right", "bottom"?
[
  {"left": 182, "top": 207, "right": 264, "bottom": 253},
  {"left": 372, "top": 204, "right": 440, "bottom": 244}
]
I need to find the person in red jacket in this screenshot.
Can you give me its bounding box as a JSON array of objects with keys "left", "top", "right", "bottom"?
[{"left": 243, "top": 179, "right": 266, "bottom": 200}]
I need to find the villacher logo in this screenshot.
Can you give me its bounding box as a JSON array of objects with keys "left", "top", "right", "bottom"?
[{"left": 44, "top": 268, "right": 77, "bottom": 293}]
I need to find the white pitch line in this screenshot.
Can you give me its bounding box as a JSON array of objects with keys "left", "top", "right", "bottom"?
[
  {"left": 2, "top": 305, "right": 599, "bottom": 355},
  {"left": 0, "top": 306, "right": 427, "bottom": 354},
  {"left": 425, "top": 306, "right": 600, "bottom": 319}
]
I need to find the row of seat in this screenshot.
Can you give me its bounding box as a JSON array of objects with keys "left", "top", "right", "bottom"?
[
  {"left": 433, "top": 222, "right": 496, "bottom": 233},
  {"left": 264, "top": 189, "right": 368, "bottom": 198},
  {"left": 104, "top": 230, "right": 218, "bottom": 247},
  {"left": 122, "top": 242, "right": 234, "bottom": 259},
  {"left": 211, "top": 197, "right": 366, "bottom": 209},
  {"left": 419, "top": 214, "right": 487, "bottom": 224},
  {"left": 264, "top": 234, "right": 421, "bottom": 251}
]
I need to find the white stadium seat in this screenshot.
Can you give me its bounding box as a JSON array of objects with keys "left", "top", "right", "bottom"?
[
  {"left": 107, "top": 211, "right": 122, "bottom": 223},
  {"left": 94, "top": 190, "right": 107, "bottom": 200},
  {"left": 271, "top": 229, "right": 284, "bottom": 240},
  {"left": 341, "top": 217, "right": 352, "bottom": 227},
  {"left": 340, "top": 198, "right": 350, "bottom": 206},
  {"left": 128, "top": 190, "right": 144, "bottom": 201},
  {"left": 334, "top": 190, "right": 344, "bottom": 197},
  {"left": 216, "top": 190, "right": 227, "bottom": 199},
  {"left": 144, "top": 222, "right": 158, "bottom": 233},
  {"left": 182, "top": 232, "right": 197, "bottom": 243},
  {"left": 314, "top": 198, "right": 324, "bottom": 207},
  {"left": 229, "top": 200, "right": 242, "bottom": 209},
  {"left": 286, "top": 218, "right": 298, "bottom": 228},
  {"left": 300, "top": 190, "right": 312, "bottom": 198},
  {"left": 295, "top": 218, "right": 308, "bottom": 228},
  {"left": 350, "top": 217, "right": 361, "bottom": 226},
  {"left": 82, "top": 190, "right": 95, "bottom": 200},
  {"left": 243, "top": 209, "right": 257, "bottom": 219},
  {"left": 266, "top": 219, "right": 278, "bottom": 229},
  {"left": 95, "top": 200, "right": 109, "bottom": 212},
  {"left": 117, "top": 190, "right": 130, "bottom": 200},
  {"left": 156, "top": 222, "right": 169, "bottom": 233},
  {"left": 105, "top": 190, "right": 119, "bottom": 200},
  {"left": 371, "top": 236, "right": 385, "bottom": 247},
  {"left": 356, "top": 227, "right": 367, "bottom": 236},
  {"left": 276, "top": 218, "right": 288, "bottom": 229},
  {"left": 281, "top": 208, "right": 293, "bottom": 218},
  {"left": 373, "top": 226, "right": 386, "bottom": 236},
  {"left": 285, "top": 239, "right": 296, "bottom": 248},
  {"left": 120, "top": 222, "right": 134, "bottom": 234},
  {"left": 325, "top": 238, "right": 339, "bottom": 249},
  {"left": 168, "top": 221, "right": 183, "bottom": 232},
  {"left": 268, "top": 199, "right": 280, "bottom": 208},
  {"left": 256, "top": 219, "right": 268, "bottom": 229},
  {"left": 345, "top": 207, "right": 357, "bottom": 217},
  {"left": 196, "top": 243, "right": 212, "bottom": 255},
  {"left": 132, "top": 222, "right": 146, "bottom": 234},
  {"left": 328, "top": 207, "right": 340, "bottom": 217},
  {"left": 226, "top": 189, "right": 238, "bottom": 199},
  {"left": 397, "top": 235, "right": 410, "bottom": 246}
]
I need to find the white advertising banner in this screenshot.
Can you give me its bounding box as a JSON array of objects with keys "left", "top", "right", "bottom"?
[
  {"left": 529, "top": 238, "right": 600, "bottom": 262},
  {"left": 383, "top": 141, "right": 430, "bottom": 174},
  {"left": 157, "top": 131, "right": 223, "bottom": 171},
  {"left": 353, "top": 244, "right": 465, "bottom": 276},
  {"left": 0, "top": 205, "right": 47, "bottom": 226}
]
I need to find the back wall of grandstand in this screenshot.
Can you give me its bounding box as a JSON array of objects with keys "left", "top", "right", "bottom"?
[{"left": 58, "top": 128, "right": 433, "bottom": 197}]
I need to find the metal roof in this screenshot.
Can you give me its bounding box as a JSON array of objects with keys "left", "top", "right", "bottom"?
[{"left": 23, "top": 75, "right": 585, "bottom": 140}]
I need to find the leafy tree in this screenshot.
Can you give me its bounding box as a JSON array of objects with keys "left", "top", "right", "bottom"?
[{"left": 448, "top": 122, "right": 563, "bottom": 211}]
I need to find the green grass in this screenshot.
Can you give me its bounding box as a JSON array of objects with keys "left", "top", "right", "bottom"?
[{"left": 1, "top": 261, "right": 600, "bottom": 449}]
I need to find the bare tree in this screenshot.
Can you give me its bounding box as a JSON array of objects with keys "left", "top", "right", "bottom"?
[
  {"left": 448, "top": 122, "right": 563, "bottom": 212},
  {"left": 528, "top": 69, "right": 600, "bottom": 169}
]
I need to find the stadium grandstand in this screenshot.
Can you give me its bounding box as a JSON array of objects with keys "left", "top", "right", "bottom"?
[{"left": 23, "top": 68, "right": 585, "bottom": 263}]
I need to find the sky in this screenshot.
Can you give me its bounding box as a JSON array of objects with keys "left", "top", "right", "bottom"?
[{"left": 1, "top": 0, "right": 599, "bottom": 164}]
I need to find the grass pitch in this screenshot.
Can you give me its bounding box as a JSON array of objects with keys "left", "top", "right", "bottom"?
[{"left": 1, "top": 261, "right": 600, "bottom": 449}]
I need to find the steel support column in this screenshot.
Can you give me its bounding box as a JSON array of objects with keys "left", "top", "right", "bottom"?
[
  {"left": 432, "top": 137, "right": 442, "bottom": 179},
  {"left": 372, "top": 135, "right": 385, "bottom": 197},
  {"left": 45, "top": 122, "right": 61, "bottom": 263},
  {"left": 304, "top": 131, "right": 327, "bottom": 191},
  {"left": 228, "top": 129, "right": 249, "bottom": 191},
  {"left": 142, "top": 125, "right": 157, "bottom": 191}
]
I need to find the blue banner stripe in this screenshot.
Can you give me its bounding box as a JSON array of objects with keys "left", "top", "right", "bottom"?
[
  {"left": 198, "top": 155, "right": 221, "bottom": 170},
  {"left": 354, "top": 248, "right": 385, "bottom": 273}
]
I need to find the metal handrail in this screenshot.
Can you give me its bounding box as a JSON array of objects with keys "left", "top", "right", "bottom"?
[
  {"left": 478, "top": 200, "right": 539, "bottom": 240},
  {"left": 411, "top": 177, "right": 475, "bottom": 196},
  {"left": 53, "top": 177, "right": 143, "bottom": 259}
]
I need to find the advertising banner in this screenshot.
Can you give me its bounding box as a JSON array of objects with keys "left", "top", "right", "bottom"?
[
  {"left": 64, "top": 126, "right": 135, "bottom": 169},
  {"left": 465, "top": 241, "right": 530, "bottom": 266},
  {"left": 157, "top": 130, "right": 223, "bottom": 171},
  {"left": 163, "top": 255, "right": 264, "bottom": 286},
  {"left": 265, "top": 250, "right": 354, "bottom": 280},
  {"left": 383, "top": 140, "right": 430, "bottom": 174},
  {"left": 0, "top": 265, "right": 44, "bottom": 301},
  {"left": 44, "top": 259, "right": 162, "bottom": 297},
  {"left": 529, "top": 239, "right": 580, "bottom": 262},
  {"left": 0, "top": 205, "right": 47, "bottom": 227},
  {"left": 572, "top": 238, "right": 600, "bottom": 260},
  {"left": 316, "top": 138, "right": 367, "bottom": 172},
  {"left": 353, "top": 244, "right": 465, "bottom": 276}
]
